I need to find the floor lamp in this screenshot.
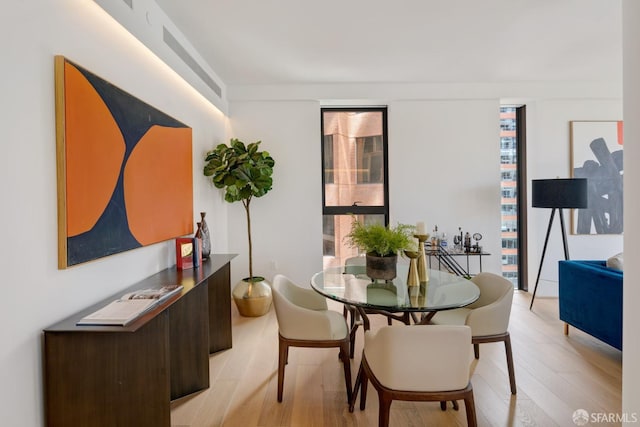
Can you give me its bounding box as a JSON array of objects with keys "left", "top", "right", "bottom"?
[{"left": 530, "top": 178, "right": 588, "bottom": 310}]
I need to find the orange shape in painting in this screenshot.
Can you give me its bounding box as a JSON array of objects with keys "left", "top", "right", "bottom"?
[
  {"left": 617, "top": 121, "right": 624, "bottom": 146},
  {"left": 65, "top": 62, "right": 125, "bottom": 237},
  {"left": 124, "top": 126, "right": 193, "bottom": 245}
]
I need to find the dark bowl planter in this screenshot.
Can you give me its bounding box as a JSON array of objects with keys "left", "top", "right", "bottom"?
[{"left": 366, "top": 252, "right": 398, "bottom": 281}]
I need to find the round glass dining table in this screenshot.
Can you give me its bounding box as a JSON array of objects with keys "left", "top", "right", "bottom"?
[{"left": 311, "top": 265, "right": 480, "bottom": 327}]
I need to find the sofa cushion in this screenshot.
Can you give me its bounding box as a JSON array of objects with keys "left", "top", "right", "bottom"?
[{"left": 606, "top": 252, "right": 624, "bottom": 271}]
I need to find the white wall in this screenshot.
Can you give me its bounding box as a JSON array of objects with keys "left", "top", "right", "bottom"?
[
  {"left": 0, "top": 1, "right": 228, "bottom": 425},
  {"left": 389, "top": 99, "right": 503, "bottom": 274},
  {"left": 526, "top": 99, "right": 624, "bottom": 296},
  {"left": 623, "top": 0, "right": 640, "bottom": 420},
  {"left": 229, "top": 93, "right": 623, "bottom": 295},
  {"left": 226, "top": 99, "right": 506, "bottom": 287},
  {"left": 227, "top": 101, "right": 323, "bottom": 286}
]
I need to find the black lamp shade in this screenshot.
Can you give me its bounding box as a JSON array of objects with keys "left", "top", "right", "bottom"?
[{"left": 532, "top": 178, "right": 588, "bottom": 209}]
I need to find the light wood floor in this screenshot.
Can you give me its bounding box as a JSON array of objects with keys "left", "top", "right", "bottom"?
[{"left": 170, "top": 291, "right": 622, "bottom": 427}]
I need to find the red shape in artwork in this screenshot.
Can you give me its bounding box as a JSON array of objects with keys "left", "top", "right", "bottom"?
[{"left": 617, "top": 121, "right": 624, "bottom": 146}]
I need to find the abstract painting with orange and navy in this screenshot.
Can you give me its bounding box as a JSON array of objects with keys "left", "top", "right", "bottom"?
[{"left": 55, "top": 56, "right": 193, "bottom": 268}]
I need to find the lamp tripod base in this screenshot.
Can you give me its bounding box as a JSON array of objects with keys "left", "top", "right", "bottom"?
[{"left": 530, "top": 208, "right": 570, "bottom": 310}]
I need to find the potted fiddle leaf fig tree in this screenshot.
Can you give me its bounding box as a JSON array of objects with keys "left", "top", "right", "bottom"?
[
  {"left": 203, "top": 138, "right": 275, "bottom": 317},
  {"left": 345, "top": 218, "right": 415, "bottom": 281}
]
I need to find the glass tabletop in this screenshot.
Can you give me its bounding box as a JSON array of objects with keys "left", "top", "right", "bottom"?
[{"left": 311, "top": 265, "right": 479, "bottom": 313}]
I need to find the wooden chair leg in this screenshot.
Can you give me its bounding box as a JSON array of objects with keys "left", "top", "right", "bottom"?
[
  {"left": 349, "top": 306, "right": 356, "bottom": 330},
  {"left": 464, "top": 390, "right": 478, "bottom": 427},
  {"left": 346, "top": 305, "right": 360, "bottom": 359},
  {"left": 564, "top": 322, "right": 569, "bottom": 335},
  {"left": 349, "top": 322, "right": 359, "bottom": 359},
  {"left": 473, "top": 343, "right": 480, "bottom": 359},
  {"left": 277, "top": 338, "right": 288, "bottom": 402},
  {"left": 340, "top": 341, "right": 353, "bottom": 403},
  {"left": 349, "top": 364, "right": 363, "bottom": 412},
  {"left": 360, "top": 368, "right": 369, "bottom": 411},
  {"left": 440, "top": 400, "right": 459, "bottom": 411},
  {"left": 504, "top": 334, "right": 517, "bottom": 394},
  {"left": 378, "top": 392, "right": 392, "bottom": 427}
]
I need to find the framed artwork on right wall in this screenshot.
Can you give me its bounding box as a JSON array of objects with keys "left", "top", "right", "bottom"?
[{"left": 570, "top": 120, "right": 623, "bottom": 235}]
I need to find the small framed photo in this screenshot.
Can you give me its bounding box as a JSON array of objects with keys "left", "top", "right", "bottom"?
[
  {"left": 175, "top": 237, "right": 203, "bottom": 270},
  {"left": 176, "top": 238, "right": 194, "bottom": 270}
]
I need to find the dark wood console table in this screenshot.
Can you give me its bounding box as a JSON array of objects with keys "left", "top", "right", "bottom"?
[{"left": 43, "top": 254, "right": 236, "bottom": 427}]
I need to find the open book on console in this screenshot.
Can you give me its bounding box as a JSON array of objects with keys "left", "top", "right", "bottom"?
[{"left": 77, "top": 284, "right": 183, "bottom": 326}]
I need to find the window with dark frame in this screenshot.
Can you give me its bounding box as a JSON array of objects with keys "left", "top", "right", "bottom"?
[
  {"left": 321, "top": 107, "right": 389, "bottom": 269},
  {"left": 500, "top": 105, "right": 528, "bottom": 290}
]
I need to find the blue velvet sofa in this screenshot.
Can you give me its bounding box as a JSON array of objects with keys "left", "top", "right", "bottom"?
[{"left": 558, "top": 260, "right": 623, "bottom": 350}]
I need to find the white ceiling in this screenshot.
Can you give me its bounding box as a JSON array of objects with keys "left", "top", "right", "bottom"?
[{"left": 154, "top": 0, "right": 622, "bottom": 87}]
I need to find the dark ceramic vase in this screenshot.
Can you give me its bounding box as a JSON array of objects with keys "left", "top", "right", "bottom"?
[{"left": 195, "top": 212, "right": 211, "bottom": 259}]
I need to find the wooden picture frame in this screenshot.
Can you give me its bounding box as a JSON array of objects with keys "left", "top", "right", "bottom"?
[
  {"left": 55, "top": 56, "right": 194, "bottom": 268},
  {"left": 570, "top": 120, "right": 623, "bottom": 235}
]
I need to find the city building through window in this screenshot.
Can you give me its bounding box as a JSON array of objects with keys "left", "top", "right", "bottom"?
[
  {"left": 500, "top": 105, "right": 527, "bottom": 288},
  {"left": 321, "top": 108, "right": 389, "bottom": 269}
]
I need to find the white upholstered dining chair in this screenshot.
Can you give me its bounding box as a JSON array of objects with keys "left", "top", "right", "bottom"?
[
  {"left": 351, "top": 324, "right": 477, "bottom": 427},
  {"left": 271, "top": 274, "right": 352, "bottom": 403},
  {"left": 344, "top": 255, "right": 367, "bottom": 275},
  {"left": 430, "top": 271, "right": 516, "bottom": 394}
]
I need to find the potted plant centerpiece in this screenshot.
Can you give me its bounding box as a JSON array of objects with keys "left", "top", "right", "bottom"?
[
  {"left": 344, "top": 218, "right": 415, "bottom": 281},
  {"left": 203, "top": 138, "right": 275, "bottom": 317}
]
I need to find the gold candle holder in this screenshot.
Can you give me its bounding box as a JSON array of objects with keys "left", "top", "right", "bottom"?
[
  {"left": 414, "top": 234, "right": 430, "bottom": 283},
  {"left": 404, "top": 250, "right": 420, "bottom": 287},
  {"left": 408, "top": 281, "right": 427, "bottom": 308}
]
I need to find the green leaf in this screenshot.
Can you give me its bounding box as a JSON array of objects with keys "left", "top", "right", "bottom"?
[
  {"left": 204, "top": 139, "right": 274, "bottom": 200},
  {"left": 344, "top": 218, "right": 416, "bottom": 256},
  {"left": 202, "top": 137, "right": 275, "bottom": 278}
]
